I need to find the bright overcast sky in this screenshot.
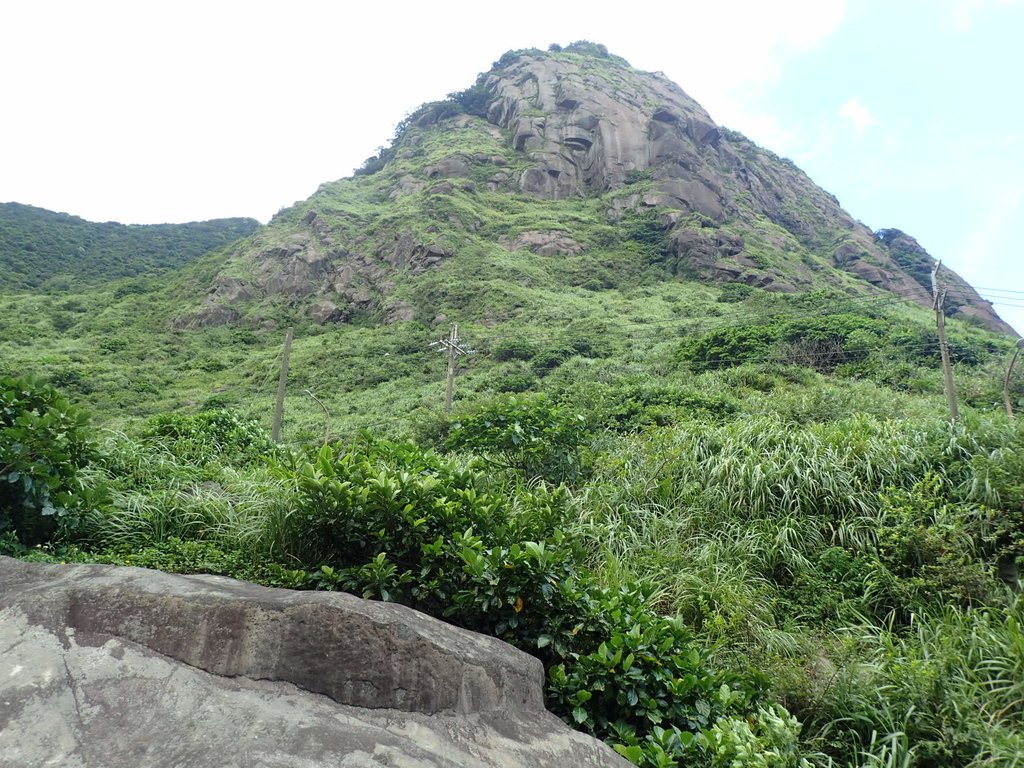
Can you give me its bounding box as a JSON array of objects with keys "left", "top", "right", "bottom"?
[{"left": 2, "top": 0, "right": 1022, "bottom": 333}]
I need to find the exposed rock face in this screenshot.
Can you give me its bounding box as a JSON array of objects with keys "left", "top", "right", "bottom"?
[
  {"left": 474, "top": 50, "right": 1008, "bottom": 325},
  {"left": 499, "top": 230, "right": 584, "bottom": 256},
  {"left": 484, "top": 58, "right": 726, "bottom": 219},
  {"left": 671, "top": 227, "right": 748, "bottom": 279},
  {"left": 0, "top": 557, "right": 629, "bottom": 768},
  {"left": 307, "top": 298, "right": 348, "bottom": 325},
  {"left": 170, "top": 304, "right": 240, "bottom": 330}
]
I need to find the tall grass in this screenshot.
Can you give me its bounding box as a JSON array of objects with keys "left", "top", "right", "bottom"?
[
  {"left": 81, "top": 431, "right": 298, "bottom": 558},
  {"left": 577, "top": 414, "right": 936, "bottom": 605},
  {"left": 802, "top": 596, "right": 1024, "bottom": 767},
  {"left": 55, "top": 391, "right": 1023, "bottom": 768},
  {"left": 562, "top": 407, "right": 1024, "bottom": 767}
]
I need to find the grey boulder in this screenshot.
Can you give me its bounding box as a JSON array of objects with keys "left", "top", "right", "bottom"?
[{"left": 0, "top": 557, "right": 630, "bottom": 768}]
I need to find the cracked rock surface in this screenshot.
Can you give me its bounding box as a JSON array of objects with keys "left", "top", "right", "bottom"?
[{"left": 0, "top": 557, "right": 629, "bottom": 768}]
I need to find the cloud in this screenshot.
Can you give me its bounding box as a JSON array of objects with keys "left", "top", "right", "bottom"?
[
  {"left": 651, "top": 0, "right": 847, "bottom": 156},
  {"left": 838, "top": 97, "right": 878, "bottom": 133}
]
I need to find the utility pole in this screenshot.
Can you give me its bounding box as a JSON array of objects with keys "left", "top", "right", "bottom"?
[
  {"left": 430, "top": 324, "right": 473, "bottom": 412},
  {"left": 1004, "top": 339, "right": 1024, "bottom": 419},
  {"left": 271, "top": 326, "right": 294, "bottom": 442},
  {"left": 931, "top": 261, "right": 960, "bottom": 422}
]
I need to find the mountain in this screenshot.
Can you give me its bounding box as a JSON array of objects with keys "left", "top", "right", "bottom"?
[
  {"left": 1, "top": 42, "right": 1019, "bottom": 437},
  {"left": 169, "top": 42, "right": 1012, "bottom": 336},
  {"left": 0, "top": 202, "right": 259, "bottom": 290}
]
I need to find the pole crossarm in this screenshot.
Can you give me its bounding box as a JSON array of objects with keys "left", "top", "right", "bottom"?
[
  {"left": 430, "top": 324, "right": 474, "bottom": 412},
  {"left": 429, "top": 329, "right": 474, "bottom": 357}
]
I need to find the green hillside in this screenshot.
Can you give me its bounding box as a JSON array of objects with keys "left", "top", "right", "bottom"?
[
  {"left": 0, "top": 202, "right": 259, "bottom": 290},
  {"left": 3, "top": 42, "right": 1023, "bottom": 768}
]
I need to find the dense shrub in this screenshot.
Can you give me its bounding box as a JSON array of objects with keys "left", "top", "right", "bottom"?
[
  {"left": 491, "top": 336, "right": 538, "bottom": 361},
  {"left": 281, "top": 436, "right": 769, "bottom": 766},
  {"left": 620, "top": 209, "right": 672, "bottom": 263},
  {"left": 493, "top": 370, "right": 536, "bottom": 393},
  {"left": 287, "top": 438, "right": 505, "bottom": 577},
  {"left": 548, "top": 584, "right": 767, "bottom": 766},
  {"left": 676, "top": 313, "right": 997, "bottom": 376},
  {"left": 677, "top": 324, "right": 778, "bottom": 370},
  {"left": 446, "top": 393, "right": 590, "bottom": 483},
  {"left": 0, "top": 376, "right": 96, "bottom": 544},
  {"left": 574, "top": 381, "right": 737, "bottom": 432},
  {"left": 142, "top": 408, "right": 276, "bottom": 466},
  {"left": 448, "top": 82, "right": 492, "bottom": 118},
  {"left": 531, "top": 345, "right": 576, "bottom": 373},
  {"left": 872, "top": 476, "right": 997, "bottom": 613},
  {"left": 717, "top": 284, "right": 755, "bottom": 303}
]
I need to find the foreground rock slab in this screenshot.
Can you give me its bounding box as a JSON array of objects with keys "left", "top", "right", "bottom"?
[{"left": 0, "top": 557, "right": 629, "bottom": 768}]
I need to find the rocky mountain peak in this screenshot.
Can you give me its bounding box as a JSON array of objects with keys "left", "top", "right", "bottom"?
[
  {"left": 171, "top": 43, "right": 1013, "bottom": 336},
  {"left": 481, "top": 48, "right": 722, "bottom": 205}
]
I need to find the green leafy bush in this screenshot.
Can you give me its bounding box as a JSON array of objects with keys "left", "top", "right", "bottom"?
[
  {"left": 142, "top": 408, "right": 276, "bottom": 466},
  {"left": 706, "top": 705, "right": 809, "bottom": 768},
  {"left": 676, "top": 313, "right": 985, "bottom": 376},
  {"left": 677, "top": 325, "right": 777, "bottom": 370},
  {"left": 448, "top": 81, "right": 492, "bottom": 118},
  {"left": 286, "top": 437, "right": 504, "bottom": 577},
  {"left": 531, "top": 345, "right": 576, "bottom": 373},
  {"left": 446, "top": 393, "right": 590, "bottom": 483},
  {"left": 578, "top": 381, "right": 737, "bottom": 432},
  {"left": 491, "top": 337, "right": 538, "bottom": 361},
  {"left": 493, "top": 370, "right": 536, "bottom": 393},
  {"left": 549, "top": 585, "right": 763, "bottom": 766},
  {"left": 871, "top": 475, "right": 997, "bottom": 614},
  {"left": 620, "top": 209, "right": 672, "bottom": 263},
  {"left": 717, "top": 284, "right": 755, "bottom": 304},
  {"left": 0, "top": 376, "right": 95, "bottom": 544},
  {"left": 277, "top": 435, "right": 774, "bottom": 766}
]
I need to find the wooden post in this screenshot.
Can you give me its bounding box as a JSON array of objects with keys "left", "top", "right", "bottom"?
[
  {"left": 931, "top": 262, "right": 960, "bottom": 422},
  {"left": 271, "top": 326, "right": 294, "bottom": 442},
  {"left": 430, "top": 324, "right": 472, "bottom": 413},
  {"left": 445, "top": 324, "right": 458, "bottom": 413},
  {"left": 1004, "top": 340, "right": 1023, "bottom": 419}
]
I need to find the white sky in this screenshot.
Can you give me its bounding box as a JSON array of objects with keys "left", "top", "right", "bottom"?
[{"left": 2, "top": 0, "right": 1022, "bottom": 334}]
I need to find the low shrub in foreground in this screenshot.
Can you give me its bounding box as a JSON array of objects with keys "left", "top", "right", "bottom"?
[
  {"left": 279, "top": 435, "right": 777, "bottom": 766},
  {"left": 0, "top": 375, "right": 97, "bottom": 545},
  {"left": 445, "top": 393, "right": 590, "bottom": 483}
]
